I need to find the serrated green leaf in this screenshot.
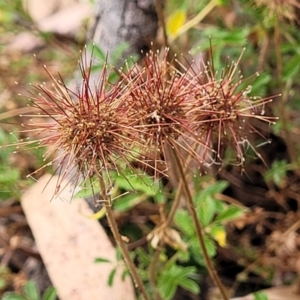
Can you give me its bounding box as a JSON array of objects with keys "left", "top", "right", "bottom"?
[
  {"left": 75, "top": 180, "right": 100, "bottom": 199},
  {"left": 158, "top": 275, "right": 177, "bottom": 300},
  {"left": 135, "top": 247, "right": 151, "bottom": 266},
  {"left": 24, "top": 281, "right": 39, "bottom": 300},
  {"left": 158, "top": 266, "right": 179, "bottom": 300},
  {"left": 214, "top": 206, "right": 244, "bottom": 223},
  {"left": 178, "top": 278, "right": 200, "bottom": 295},
  {"left": 177, "top": 249, "right": 190, "bottom": 262},
  {"left": 174, "top": 265, "right": 197, "bottom": 279},
  {"left": 190, "top": 235, "right": 216, "bottom": 265},
  {"left": 265, "top": 160, "right": 288, "bottom": 184},
  {"left": 197, "top": 195, "right": 216, "bottom": 226},
  {"left": 113, "top": 170, "right": 164, "bottom": 201},
  {"left": 158, "top": 265, "right": 198, "bottom": 300},
  {"left": 197, "top": 181, "right": 228, "bottom": 201},
  {"left": 42, "top": 287, "right": 57, "bottom": 300},
  {"left": 202, "top": 236, "right": 217, "bottom": 257},
  {"left": 174, "top": 210, "right": 194, "bottom": 236},
  {"left": 113, "top": 171, "right": 153, "bottom": 194},
  {"left": 114, "top": 193, "right": 144, "bottom": 212}
]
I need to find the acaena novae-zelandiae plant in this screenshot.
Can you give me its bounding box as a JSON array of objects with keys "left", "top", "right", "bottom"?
[
  {"left": 119, "top": 47, "right": 277, "bottom": 299},
  {"left": 12, "top": 49, "right": 151, "bottom": 300},
  {"left": 10, "top": 46, "right": 278, "bottom": 300},
  {"left": 17, "top": 51, "right": 146, "bottom": 199},
  {"left": 121, "top": 49, "right": 213, "bottom": 179},
  {"left": 177, "top": 48, "right": 278, "bottom": 168}
]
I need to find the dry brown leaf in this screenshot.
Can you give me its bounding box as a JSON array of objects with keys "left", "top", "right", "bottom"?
[{"left": 21, "top": 174, "right": 135, "bottom": 300}]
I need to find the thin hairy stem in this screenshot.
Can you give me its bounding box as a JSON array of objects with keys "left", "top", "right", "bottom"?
[
  {"left": 155, "top": 0, "right": 168, "bottom": 48},
  {"left": 170, "top": 149, "right": 229, "bottom": 300},
  {"left": 164, "top": 151, "right": 194, "bottom": 226},
  {"left": 98, "top": 177, "right": 150, "bottom": 300},
  {"left": 147, "top": 145, "right": 205, "bottom": 298},
  {"left": 149, "top": 244, "right": 164, "bottom": 300},
  {"left": 147, "top": 163, "right": 185, "bottom": 299},
  {"left": 165, "top": 179, "right": 183, "bottom": 226}
]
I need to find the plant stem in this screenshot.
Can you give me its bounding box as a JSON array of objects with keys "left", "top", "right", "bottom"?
[
  {"left": 98, "top": 177, "right": 150, "bottom": 300},
  {"left": 274, "top": 20, "right": 298, "bottom": 168},
  {"left": 155, "top": 0, "right": 168, "bottom": 48},
  {"left": 149, "top": 244, "right": 164, "bottom": 300},
  {"left": 147, "top": 162, "right": 186, "bottom": 300},
  {"left": 170, "top": 149, "right": 229, "bottom": 300},
  {"left": 170, "top": 0, "right": 218, "bottom": 42}
]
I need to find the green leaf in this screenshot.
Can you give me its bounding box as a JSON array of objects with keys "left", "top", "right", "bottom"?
[
  {"left": 283, "top": 54, "right": 300, "bottom": 82},
  {"left": 250, "top": 72, "right": 271, "bottom": 96},
  {"left": 114, "top": 169, "right": 165, "bottom": 202},
  {"left": 193, "top": 180, "right": 229, "bottom": 226},
  {"left": 0, "top": 169, "right": 20, "bottom": 185},
  {"left": 203, "top": 236, "right": 217, "bottom": 257},
  {"left": 158, "top": 266, "right": 178, "bottom": 300},
  {"left": 87, "top": 43, "right": 106, "bottom": 62},
  {"left": 114, "top": 193, "right": 144, "bottom": 212},
  {"left": 196, "top": 27, "right": 250, "bottom": 49},
  {"left": 158, "top": 265, "right": 199, "bottom": 300},
  {"left": 197, "top": 195, "right": 216, "bottom": 226},
  {"left": 254, "top": 291, "right": 269, "bottom": 300},
  {"left": 108, "top": 268, "right": 117, "bottom": 287},
  {"left": 75, "top": 178, "right": 101, "bottom": 199},
  {"left": 190, "top": 235, "right": 216, "bottom": 265},
  {"left": 174, "top": 210, "right": 194, "bottom": 236},
  {"left": 214, "top": 206, "right": 245, "bottom": 223},
  {"left": 113, "top": 171, "right": 153, "bottom": 194},
  {"left": 121, "top": 269, "right": 130, "bottom": 281},
  {"left": 196, "top": 181, "right": 228, "bottom": 201},
  {"left": 94, "top": 257, "right": 111, "bottom": 264},
  {"left": 264, "top": 160, "right": 288, "bottom": 185},
  {"left": 177, "top": 249, "right": 190, "bottom": 262},
  {"left": 135, "top": 247, "right": 152, "bottom": 266},
  {"left": 42, "top": 287, "right": 57, "bottom": 300},
  {"left": 178, "top": 278, "right": 200, "bottom": 295},
  {"left": 158, "top": 276, "right": 177, "bottom": 300},
  {"left": 110, "top": 42, "right": 130, "bottom": 64},
  {"left": 2, "top": 293, "right": 27, "bottom": 300},
  {"left": 24, "top": 281, "right": 39, "bottom": 300}
]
